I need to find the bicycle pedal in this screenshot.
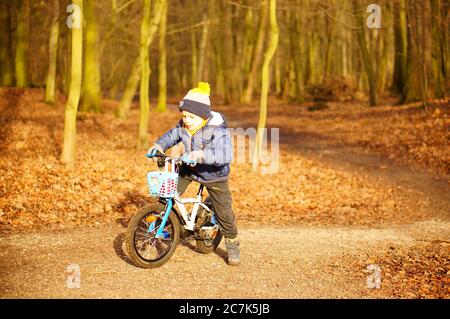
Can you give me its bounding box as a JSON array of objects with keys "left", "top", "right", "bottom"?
[{"left": 196, "top": 225, "right": 218, "bottom": 241}]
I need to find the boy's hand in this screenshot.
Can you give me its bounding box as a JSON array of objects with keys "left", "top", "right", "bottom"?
[
  {"left": 180, "top": 153, "right": 196, "bottom": 166},
  {"left": 146, "top": 146, "right": 163, "bottom": 161},
  {"left": 180, "top": 151, "right": 204, "bottom": 166}
]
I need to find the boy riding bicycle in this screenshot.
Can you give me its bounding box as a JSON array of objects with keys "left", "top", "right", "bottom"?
[{"left": 147, "top": 82, "right": 241, "bottom": 266}]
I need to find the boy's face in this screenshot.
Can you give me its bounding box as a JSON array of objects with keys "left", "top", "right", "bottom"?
[{"left": 182, "top": 111, "right": 204, "bottom": 130}]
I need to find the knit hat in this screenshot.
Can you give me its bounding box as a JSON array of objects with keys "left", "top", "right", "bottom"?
[{"left": 179, "top": 82, "right": 211, "bottom": 119}]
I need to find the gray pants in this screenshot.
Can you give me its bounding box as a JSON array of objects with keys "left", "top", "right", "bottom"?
[{"left": 177, "top": 173, "right": 238, "bottom": 239}]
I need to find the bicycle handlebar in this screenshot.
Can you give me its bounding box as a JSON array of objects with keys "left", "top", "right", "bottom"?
[{"left": 145, "top": 153, "right": 182, "bottom": 165}]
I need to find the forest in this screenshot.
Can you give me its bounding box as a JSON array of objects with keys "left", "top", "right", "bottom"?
[
  {"left": 0, "top": 0, "right": 448, "bottom": 160},
  {"left": 0, "top": 0, "right": 449, "bottom": 299}
]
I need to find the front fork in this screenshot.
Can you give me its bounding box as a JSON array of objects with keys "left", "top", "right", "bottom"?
[{"left": 147, "top": 199, "right": 173, "bottom": 239}]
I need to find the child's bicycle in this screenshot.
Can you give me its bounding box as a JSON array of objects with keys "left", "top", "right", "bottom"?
[{"left": 125, "top": 153, "right": 223, "bottom": 268}]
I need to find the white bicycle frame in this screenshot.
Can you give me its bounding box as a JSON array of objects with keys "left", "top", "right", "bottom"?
[
  {"left": 161, "top": 157, "right": 215, "bottom": 232},
  {"left": 173, "top": 193, "right": 214, "bottom": 231}
]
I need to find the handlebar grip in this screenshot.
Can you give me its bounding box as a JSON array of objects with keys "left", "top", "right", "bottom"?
[{"left": 145, "top": 151, "right": 164, "bottom": 159}]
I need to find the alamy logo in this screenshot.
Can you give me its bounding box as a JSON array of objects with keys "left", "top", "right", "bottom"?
[
  {"left": 66, "top": 4, "right": 82, "bottom": 29},
  {"left": 366, "top": 264, "right": 381, "bottom": 289},
  {"left": 65, "top": 263, "right": 81, "bottom": 289},
  {"left": 366, "top": 4, "right": 381, "bottom": 29},
  {"left": 165, "top": 126, "right": 280, "bottom": 174},
  {"left": 232, "top": 127, "right": 279, "bottom": 174}
]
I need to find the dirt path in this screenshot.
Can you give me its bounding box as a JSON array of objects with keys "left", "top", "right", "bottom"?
[
  {"left": 282, "top": 135, "right": 450, "bottom": 216},
  {"left": 0, "top": 219, "right": 448, "bottom": 298}
]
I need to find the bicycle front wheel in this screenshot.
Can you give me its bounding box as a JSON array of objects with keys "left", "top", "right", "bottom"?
[{"left": 125, "top": 202, "right": 180, "bottom": 268}]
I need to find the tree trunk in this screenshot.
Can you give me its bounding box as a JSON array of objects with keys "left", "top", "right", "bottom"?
[
  {"left": 81, "top": 0, "right": 102, "bottom": 112},
  {"left": 15, "top": 0, "right": 30, "bottom": 88},
  {"left": 115, "top": 0, "right": 166, "bottom": 119},
  {"left": 306, "top": 31, "right": 318, "bottom": 86},
  {"left": 212, "top": 40, "right": 223, "bottom": 96},
  {"left": 115, "top": 59, "right": 139, "bottom": 118},
  {"left": 419, "top": 0, "right": 431, "bottom": 107},
  {"left": 342, "top": 40, "right": 349, "bottom": 78},
  {"left": 253, "top": 0, "right": 279, "bottom": 170},
  {"left": 402, "top": 0, "right": 423, "bottom": 103},
  {"left": 392, "top": 0, "right": 407, "bottom": 94},
  {"left": 63, "top": 27, "right": 72, "bottom": 96},
  {"left": 376, "top": 30, "right": 389, "bottom": 93},
  {"left": 45, "top": 0, "right": 60, "bottom": 104},
  {"left": 242, "top": 0, "right": 269, "bottom": 104},
  {"left": 232, "top": 5, "right": 245, "bottom": 99},
  {"left": 275, "top": 48, "right": 282, "bottom": 96},
  {"left": 289, "top": 4, "right": 304, "bottom": 104},
  {"left": 221, "top": 1, "right": 236, "bottom": 104},
  {"left": 0, "top": 2, "right": 14, "bottom": 86},
  {"left": 352, "top": 0, "right": 377, "bottom": 106},
  {"left": 443, "top": 0, "right": 449, "bottom": 84},
  {"left": 322, "top": 1, "right": 335, "bottom": 82},
  {"left": 138, "top": 0, "right": 152, "bottom": 150},
  {"left": 242, "top": 5, "right": 255, "bottom": 76},
  {"left": 61, "top": 0, "right": 83, "bottom": 163},
  {"left": 157, "top": 0, "right": 167, "bottom": 112},
  {"left": 430, "top": 0, "right": 446, "bottom": 98},
  {"left": 190, "top": 18, "right": 198, "bottom": 88},
  {"left": 197, "top": 1, "right": 209, "bottom": 83}
]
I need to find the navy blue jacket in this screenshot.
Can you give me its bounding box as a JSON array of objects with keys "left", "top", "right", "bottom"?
[{"left": 153, "top": 111, "right": 233, "bottom": 183}]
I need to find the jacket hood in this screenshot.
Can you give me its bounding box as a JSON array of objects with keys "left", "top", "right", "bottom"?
[{"left": 206, "top": 111, "right": 226, "bottom": 128}]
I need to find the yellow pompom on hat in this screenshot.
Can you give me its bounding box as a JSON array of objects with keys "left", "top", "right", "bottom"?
[
  {"left": 190, "top": 82, "right": 210, "bottom": 95},
  {"left": 179, "top": 82, "right": 211, "bottom": 119}
]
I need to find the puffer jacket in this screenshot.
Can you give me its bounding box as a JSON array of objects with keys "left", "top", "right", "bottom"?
[{"left": 153, "top": 111, "right": 233, "bottom": 183}]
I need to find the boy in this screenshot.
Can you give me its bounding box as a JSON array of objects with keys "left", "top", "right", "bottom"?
[{"left": 147, "top": 82, "right": 240, "bottom": 266}]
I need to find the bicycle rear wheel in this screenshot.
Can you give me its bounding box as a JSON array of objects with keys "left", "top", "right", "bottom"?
[
  {"left": 196, "top": 229, "right": 222, "bottom": 254},
  {"left": 125, "top": 202, "right": 180, "bottom": 268}
]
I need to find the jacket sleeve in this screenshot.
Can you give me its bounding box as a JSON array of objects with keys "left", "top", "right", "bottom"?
[
  {"left": 154, "top": 120, "right": 183, "bottom": 152},
  {"left": 202, "top": 127, "right": 233, "bottom": 165}
]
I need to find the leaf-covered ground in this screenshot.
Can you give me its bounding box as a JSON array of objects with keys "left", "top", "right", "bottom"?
[
  {"left": 343, "top": 240, "right": 450, "bottom": 298},
  {"left": 1, "top": 88, "right": 448, "bottom": 232},
  {"left": 0, "top": 88, "right": 448, "bottom": 298},
  {"left": 216, "top": 97, "right": 450, "bottom": 176}
]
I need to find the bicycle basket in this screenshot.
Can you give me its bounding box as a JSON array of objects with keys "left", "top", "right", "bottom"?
[{"left": 147, "top": 171, "right": 179, "bottom": 198}]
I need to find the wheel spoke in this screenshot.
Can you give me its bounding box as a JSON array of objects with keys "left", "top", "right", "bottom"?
[
  {"left": 135, "top": 236, "right": 152, "bottom": 249},
  {"left": 154, "top": 240, "right": 165, "bottom": 256},
  {"left": 138, "top": 224, "right": 149, "bottom": 233},
  {"left": 142, "top": 240, "right": 154, "bottom": 259}
]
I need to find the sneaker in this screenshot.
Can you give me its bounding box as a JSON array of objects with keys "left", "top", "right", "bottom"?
[{"left": 225, "top": 237, "right": 241, "bottom": 266}]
